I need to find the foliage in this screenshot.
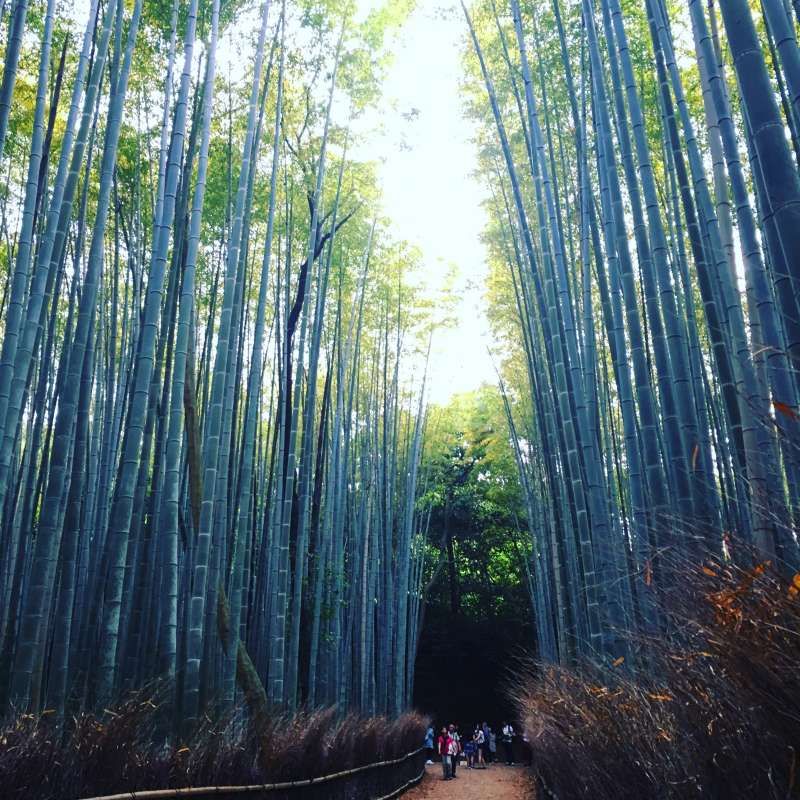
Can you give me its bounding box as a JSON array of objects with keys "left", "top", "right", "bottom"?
[
  {"left": 461, "top": 0, "right": 800, "bottom": 670},
  {"left": 518, "top": 561, "right": 800, "bottom": 798},
  {"left": 420, "top": 384, "right": 530, "bottom": 619},
  {"left": 413, "top": 385, "right": 534, "bottom": 723},
  {"left": 0, "top": 0, "right": 431, "bottom": 729},
  {"left": 0, "top": 697, "right": 428, "bottom": 800}
]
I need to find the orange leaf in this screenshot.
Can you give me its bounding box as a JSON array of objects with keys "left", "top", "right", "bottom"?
[
  {"left": 644, "top": 560, "right": 652, "bottom": 586},
  {"left": 702, "top": 566, "right": 717, "bottom": 577},
  {"left": 692, "top": 444, "right": 700, "bottom": 471},
  {"left": 648, "top": 693, "right": 673, "bottom": 702},
  {"left": 774, "top": 400, "right": 800, "bottom": 421},
  {"left": 612, "top": 656, "right": 625, "bottom": 667}
]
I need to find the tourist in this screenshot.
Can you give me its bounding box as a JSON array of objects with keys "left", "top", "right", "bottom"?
[
  {"left": 482, "top": 721, "right": 491, "bottom": 762},
  {"left": 501, "top": 721, "right": 515, "bottom": 765},
  {"left": 488, "top": 726, "right": 497, "bottom": 763},
  {"left": 437, "top": 726, "right": 451, "bottom": 780},
  {"left": 448, "top": 724, "right": 460, "bottom": 777},
  {"left": 522, "top": 730, "right": 532, "bottom": 767},
  {"left": 474, "top": 724, "right": 486, "bottom": 768},
  {"left": 464, "top": 736, "right": 476, "bottom": 768},
  {"left": 424, "top": 725, "right": 434, "bottom": 765}
]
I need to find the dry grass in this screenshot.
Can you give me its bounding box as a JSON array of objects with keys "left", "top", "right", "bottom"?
[
  {"left": 0, "top": 699, "right": 428, "bottom": 800},
  {"left": 518, "top": 561, "right": 800, "bottom": 799}
]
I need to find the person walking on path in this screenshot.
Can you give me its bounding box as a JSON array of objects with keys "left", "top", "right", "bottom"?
[
  {"left": 488, "top": 725, "right": 497, "bottom": 763},
  {"left": 448, "top": 724, "right": 461, "bottom": 778},
  {"left": 522, "top": 731, "right": 532, "bottom": 767},
  {"left": 501, "top": 721, "right": 515, "bottom": 765},
  {"left": 437, "top": 727, "right": 451, "bottom": 780},
  {"left": 425, "top": 725, "right": 435, "bottom": 765},
  {"left": 474, "top": 724, "right": 486, "bottom": 768}
]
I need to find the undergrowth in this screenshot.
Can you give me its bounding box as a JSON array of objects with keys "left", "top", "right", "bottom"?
[
  {"left": 0, "top": 700, "right": 427, "bottom": 800},
  {"left": 518, "top": 561, "right": 800, "bottom": 799}
]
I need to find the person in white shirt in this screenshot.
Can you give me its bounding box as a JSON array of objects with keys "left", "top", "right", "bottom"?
[{"left": 501, "top": 721, "right": 515, "bottom": 765}]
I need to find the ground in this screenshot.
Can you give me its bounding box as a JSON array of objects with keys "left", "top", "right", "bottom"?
[{"left": 403, "top": 763, "right": 533, "bottom": 799}]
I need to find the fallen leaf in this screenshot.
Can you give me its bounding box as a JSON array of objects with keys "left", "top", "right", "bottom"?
[{"left": 774, "top": 401, "right": 800, "bottom": 421}]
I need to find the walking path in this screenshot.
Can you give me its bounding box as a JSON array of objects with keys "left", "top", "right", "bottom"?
[{"left": 403, "top": 763, "right": 532, "bottom": 799}]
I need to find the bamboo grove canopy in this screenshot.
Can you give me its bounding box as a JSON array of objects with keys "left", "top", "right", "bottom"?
[
  {"left": 462, "top": 0, "right": 800, "bottom": 665},
  {"left": 3, "top": 0, "right": 800, "bottom": 731},
  {"left": 0, "top": 0, "right": 433, "bottom": 723}
]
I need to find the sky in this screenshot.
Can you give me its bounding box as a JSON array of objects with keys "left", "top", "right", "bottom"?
[{"left": 352, "top": 0, "right": 497, "bottom": 407}]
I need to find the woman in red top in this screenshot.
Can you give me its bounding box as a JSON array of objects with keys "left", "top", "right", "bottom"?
[{"left": 436, "top": 727, "right": 451, "bottom": 780}]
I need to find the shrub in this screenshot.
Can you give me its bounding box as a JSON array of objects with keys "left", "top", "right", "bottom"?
[
  {"left": 517, "top": 562, "right": 800, "bottom": 799},
  {"left": 0, "top": 698, "right": 428, "bottom": 800}
]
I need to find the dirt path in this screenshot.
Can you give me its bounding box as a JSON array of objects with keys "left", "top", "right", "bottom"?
[{"left": 402, "top": 763, "right": 532, "bottom": 800}]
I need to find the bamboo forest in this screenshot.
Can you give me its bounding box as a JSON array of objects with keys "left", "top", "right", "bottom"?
[{"left": 0, "top": 0, "right": 799, "bottom": 797}]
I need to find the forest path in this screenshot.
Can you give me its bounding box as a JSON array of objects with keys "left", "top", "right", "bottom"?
[{"left": 403, "top": 763, "right": 532, "bottom": 799}]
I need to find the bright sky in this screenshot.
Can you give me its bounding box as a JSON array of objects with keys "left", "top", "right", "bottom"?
[{"left": 353, "top": 0, "right": 497, "bottom": 407}]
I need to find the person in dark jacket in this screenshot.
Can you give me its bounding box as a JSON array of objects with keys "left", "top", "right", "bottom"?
[{"left": 501, "top": 721, "right": 515, "bottom": 765}]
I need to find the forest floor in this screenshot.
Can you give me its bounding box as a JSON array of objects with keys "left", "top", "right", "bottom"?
[{"left": 403, "top": 763, "right": 533, "bottom": 799}]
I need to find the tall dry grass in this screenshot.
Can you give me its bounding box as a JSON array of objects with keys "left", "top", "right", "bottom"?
[
  {"left": 518, "top": 561, "right": 800, "bottom": 799},
  {"left": 0, "top": 698, "right": 428, "bottom": 800}
]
